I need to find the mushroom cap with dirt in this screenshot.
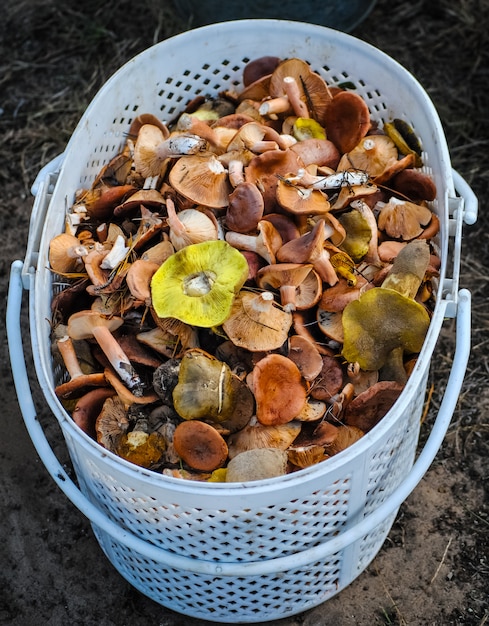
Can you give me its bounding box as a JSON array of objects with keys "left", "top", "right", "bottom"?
[
  {"left": 341, "top": 240, "right": 431, "bottom": 384},
  {"left": 171, "top": 349, "right": 254, "bottom": 425}
]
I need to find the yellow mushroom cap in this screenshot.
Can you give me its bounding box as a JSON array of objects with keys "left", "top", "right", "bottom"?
[{"left": 150, "top": 240, "right": 249, "bottom": 328}]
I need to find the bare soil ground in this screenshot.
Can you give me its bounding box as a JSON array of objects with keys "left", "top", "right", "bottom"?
[{"left": 1, "top": 0, "right": 488, "bottom": 624}]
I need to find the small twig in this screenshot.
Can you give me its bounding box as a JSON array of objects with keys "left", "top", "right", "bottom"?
[
  {"left": 429, "top": 536, "right": 453, "bottom": 584},
  {"left": 420, "top": 383, "right": 434, "bottom": 425},
  {"left": 374, "top": 564, "right": 408, "bottom": 625},
  {"left": 479, "top": 611, "right": 489, "bottom": 626}
]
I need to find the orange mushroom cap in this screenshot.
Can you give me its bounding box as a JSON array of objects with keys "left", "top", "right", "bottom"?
[{"left": 253, "top": 353, "right": 308, "bottom": 426}]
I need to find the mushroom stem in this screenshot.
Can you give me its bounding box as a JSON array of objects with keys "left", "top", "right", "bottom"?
[
  {"left": 228, "top": 159, "right": 246, "bottom": 187},
  {"left": 259, "top": 96, "right": 291, "bottom": 116},
  {"left": 57, "top": 335, "right": 85, "bottom": 379},
  {"left": 91, "top": 326, "right": 142, "bottom": 393},
  {"left": 67, "top": 244, "right": 88, "bottom": 260},
  {"left": 100, "top": 234, "right": 129, "bottom": 270},
  {"left": 176, "top": 113, "right": 222, "bottom": 147},
  {"left": 250, "top": 140, "right": 280, "bottom": 153},
  {"left": 225, "top": 221, "right": 282, "bottom": 264},
  {"left": 283, "top": 76, "right": 309, "bottom": 118},
  {"left": 165, "top": 196, "right": 186, "bottom": 239}
]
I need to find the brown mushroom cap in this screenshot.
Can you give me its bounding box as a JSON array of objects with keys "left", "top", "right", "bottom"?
[
  {"left": 77, "top": 183, "right": 138, "bottom": 221},
  {"left": 287, "top": 335, "right": 324, "bottom": 381},
  {"left": 344, "top": 381, "right": 404, "bottom": 432},
  {"left": 125, "top": 259, "right": 160, "bottom": 305},
  {"left": 277, "top": 219, "right": 339, "bottom": 286},
  {"left": 268, "top": 58, "right": 332, "bottom": 123},
  {"left": 243, "top": 56, "right": 281, "bottom": 87},
  {"left": 261, "top": 213, "right": 300, "bottom": 243},
  {"left": 72, "top": 387, "right": 116, "bottom": 439},
  {"left": 290, "top": 138, "right": 340, "bottom": 169},
  {"left": 253, "top": 353, "right": 308, "bottom": 426},
  {"left": 325, "top": 424, "right": 365, "bottom": 455},
  {"left": 244, "top": 149, "right": 301, "bottom": 212},
  {"left": 309, "top": 354, "right": 344, "bottom": 401},
  {"left": 390, "top": 168, "right": 437, "bottom": 202},
  {"left": 319, "top": 276, "right": 370, "bottom": 313},
  {"left": 337, "top": 135, "right": 398, "bottom": 178},
  {"left": 113, "top": 188, "right": 166, "bottom": 218},
  {"left": 226, "top": 181, "right": 264, "bottom": 233},
  {"left": 323, "top": 90, "right": 371, "bottom": 154},
  {"left": 173, "top": 420, "right": 228, "bottom": 472}
]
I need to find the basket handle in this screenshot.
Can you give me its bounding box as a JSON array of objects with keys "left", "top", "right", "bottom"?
[
  {"left": 7, "top": 259, "right": 471, "bottom": 577},
  {"left": 450, "top": 168, "right": 478, "bottom": 226}
]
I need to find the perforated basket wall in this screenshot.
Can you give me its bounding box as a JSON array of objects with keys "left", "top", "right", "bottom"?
[{"left": 31, "top": 20, "right": 454, "bottom": 623}]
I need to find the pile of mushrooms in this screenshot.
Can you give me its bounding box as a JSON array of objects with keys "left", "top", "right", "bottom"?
[{"left": 48, "top": 56, "right": 441, "bottom": 482}]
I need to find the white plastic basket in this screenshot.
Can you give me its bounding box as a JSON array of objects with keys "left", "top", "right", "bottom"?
[{"left": 7, "top": 20, "right": 477, "bottom": 623}]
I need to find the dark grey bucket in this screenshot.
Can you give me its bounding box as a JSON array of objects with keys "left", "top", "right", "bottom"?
[{"left": 173, "top": 0, "right": 377, "bottom": 32}]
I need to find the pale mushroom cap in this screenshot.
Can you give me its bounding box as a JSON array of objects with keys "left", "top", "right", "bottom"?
[
  {"left": 337, "top": 135, "right": 398, "bottom": 178},
  {"left": 133, "top": 123, "right": 168, "bottom": 177},
  {"left": 168, "top": 154, "right": 232, "bottom": 208},
  {"left": 377, "top": 197, "right": 433, "bottom": 240},
  {"left": 225, "top": 448, "right": 288, "bottom": 482},
  {"left": 49, "top": 233, "right": 87, "bottom": 274},
  {"left": 67, "top": 310, "right": 124, "bottom": 340}
]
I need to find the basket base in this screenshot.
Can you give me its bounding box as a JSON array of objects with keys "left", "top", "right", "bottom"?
[{"left": 91, "top": 513, "right": 396, "bottom": 623}]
